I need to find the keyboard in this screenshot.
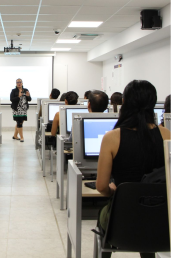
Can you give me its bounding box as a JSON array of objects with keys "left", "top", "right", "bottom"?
[
  {"left": 84, "top": 181, "right": 96, "bottom": 190},
  {"left": 84, "top": 178, "right": 115, "bottom": 190}
]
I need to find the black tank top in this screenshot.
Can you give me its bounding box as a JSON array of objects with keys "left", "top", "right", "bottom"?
[{"left": 112, "top": 127, "right": 164, "bottom": 186}]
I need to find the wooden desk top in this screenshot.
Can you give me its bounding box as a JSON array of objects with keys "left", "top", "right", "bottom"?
[
  {"left": 45, "top": 132, "right": 52, "bottom": 136},
  {"left": 64, "top": 149, "right": 73, "bottom": 154},
  {"left": 82, "top": 180, "right": 102, "bottom": 197}
]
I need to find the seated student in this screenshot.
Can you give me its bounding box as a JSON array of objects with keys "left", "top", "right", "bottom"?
[
  {"left": 38, "top": 88, "right": 60, "bottom": 118},
  {"left": 110, "top": 92, "right": 122, "bottom": 112},
  {"left": 60, "top": 93, "right": 67, "bottom": 101},
  {"left": 84, "top": 90, "right": 91, "bottom": 99},
  {"left": 160, "top": 94, "right": 171, "bottom": 126},
  {"left": 51, "top": 91, "right": 78, "bottom": 136},
  {"left": 96, "top": 80, "right": 170, "bottom": 258},
  {"left": 67, "top": 90, "right": 109, "bottom": 142},
  {"left": 88, "top": 90, "right": 108, "bottom": 112}
]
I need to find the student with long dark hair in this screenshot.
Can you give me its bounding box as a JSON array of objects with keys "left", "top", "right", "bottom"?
[
  {"left": 96, "top": 80, "right": 170, "bottom": 258},
  {"left": 110, "top": 92, "right": 122, "bottom": 112}
]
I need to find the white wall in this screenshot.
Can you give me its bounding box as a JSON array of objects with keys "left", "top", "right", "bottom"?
[
  {"left": 103, "top": 37, "right": 170, "bottom": 101},
  {"left": 0, "top": 105, "right": 37, "bottom": 130},
  {"left": 54, "top": 52, "right": 103, "bottom": 98}
]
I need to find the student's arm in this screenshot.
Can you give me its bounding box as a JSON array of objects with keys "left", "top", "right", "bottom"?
[
  {"left": 158, "top": 126, "right": 171, "bottom": 140},
  {"left": 96, "top": 128, "right": 120, "bottom": 197},
  {"left": 51, "top": 112, "right": 59, "bottom": 136}
]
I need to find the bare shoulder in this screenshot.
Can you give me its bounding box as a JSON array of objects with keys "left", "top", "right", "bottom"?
[
  {"left": 102, "top": 128, "right": 120, "bottom": 157},
  {"left": 158, "top": 126, "right": 171, "bottom": 140},
  {"left": 54, "top": 112, "right": 59, "bottom": 120},
  {"left": 103, "top": 128, "right": 120, "bottom": 142}
]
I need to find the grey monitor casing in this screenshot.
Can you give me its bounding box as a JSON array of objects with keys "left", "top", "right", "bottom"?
[
  {"left": 154, "top": 107, "right": 164, "bottom": 125},
  {"left": 72, "top": 112, "right": 119, "bottom": 171},
  {"left": 154, "top": 113, "right": 158, "bottom": 125},
  {"left": 59, "top": 105, "right": 88, "bottom": 137},
  {"left": 164, "top": 113, "right": 171, "bottom": 131},
  {"left": 41, "top": 100, "right": 65, "bottom": 124}
]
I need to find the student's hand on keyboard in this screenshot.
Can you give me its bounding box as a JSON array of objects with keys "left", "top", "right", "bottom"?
[{"left": 109, "top": 182, "right": 117, "bottom": 191}]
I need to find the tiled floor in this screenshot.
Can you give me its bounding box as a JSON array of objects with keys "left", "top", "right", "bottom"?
[{"left": 0, "top": 130, "right": 141, "bottom": 258}]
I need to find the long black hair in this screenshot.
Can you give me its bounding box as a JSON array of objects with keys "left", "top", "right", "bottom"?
[
  {"left": 114, "top": 80, "right": 157, "bottom": 142},
  {"left": 110, "top": 92, "right": 122, "bottom": 112}
]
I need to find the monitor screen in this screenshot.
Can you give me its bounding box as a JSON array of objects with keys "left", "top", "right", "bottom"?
[
  {"left": 83, "top": 118, "right": 118, "bottom": 158},
  {"left": 154, "top": 108, "right": 164, "bottom": 125},
  {"left": 66, "top": 108, "right": 89, "bottom": 133},
  {"left": 84, "top": 101, "right": 88, "bottom": 106},
  {"left": 48, "top": 103, "right": 63, "bottom": 122}
]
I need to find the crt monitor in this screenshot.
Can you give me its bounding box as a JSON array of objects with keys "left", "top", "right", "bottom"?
[
  {"left": 83, "top": 118, "right": 118, "bottom": 158},
  {"left": 48, "top": 103, "right": 63, "bottom": 123},
  {"left": 66, "top": 108, "right": 89, "bottom": 133},
  {"left": 154, "top": 107, "right": 164, "bottom": 125}
]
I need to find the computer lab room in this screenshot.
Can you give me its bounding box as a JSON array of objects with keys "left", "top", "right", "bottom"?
[{"left": 0, "top": 0, "right": 170, "bottom": 258}]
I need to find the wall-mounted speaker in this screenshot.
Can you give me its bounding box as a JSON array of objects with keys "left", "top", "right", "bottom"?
[{"left": 140, "top": 9, "right": 162, "bottom": 30}]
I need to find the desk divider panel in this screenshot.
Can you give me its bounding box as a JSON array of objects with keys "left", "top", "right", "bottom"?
[
  {"left": 56, "top": 135, "right": 65, "bottom": 209},
  {"left": 35, "top": 112, "right": 38, "bottom": 131},
  {"left": 0, "top": 113, "right": 2, "bottom": 144},
  {"left": 59, "top": 105, "right": 88, "bottom": 138},
  {"left": 164, "top": 140, "right": 171, "bottom": 248},
  {"left": 72, "top": 112, "right": 119, "bottom": 170},
  {"left": 164, "top": 113, "right": 171, "bottom": 131},
  {"left": 67, "top": 160, "right": 82, "bottom": 258}
]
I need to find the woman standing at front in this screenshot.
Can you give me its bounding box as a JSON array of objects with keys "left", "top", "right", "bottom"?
[{"left": 10, "top": 78, "right": 31, "bottom": 142}]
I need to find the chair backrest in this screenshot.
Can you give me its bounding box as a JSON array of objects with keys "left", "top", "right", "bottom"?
[{"left": 103, "top": 183, "right": 170, "bottom": 252}]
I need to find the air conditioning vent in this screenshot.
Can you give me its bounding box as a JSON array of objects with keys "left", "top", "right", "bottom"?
[{"left": 73, "top": 34, "right": 101, "bottom": 40}]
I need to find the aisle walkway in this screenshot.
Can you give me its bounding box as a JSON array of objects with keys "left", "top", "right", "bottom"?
[{"left": 0, "top": 131, "right": 139, "bottom": 258}]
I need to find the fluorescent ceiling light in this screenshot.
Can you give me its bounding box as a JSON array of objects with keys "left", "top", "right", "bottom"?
[
  {"left": 56, "top": 39, "right": 81, "bottom": 43},
  {"left": 51, "top": 48, "right": 71, "bottom": 51},
  {"left": 68, "top": 21, "right": 103, "bottom": 28}
]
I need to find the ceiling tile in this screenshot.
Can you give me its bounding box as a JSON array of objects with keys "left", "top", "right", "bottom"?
[
  {"left": 126, "top": 0, "right": 170, "bottom": 8},
  {"left": 42, "top": 0, "right": 82, "bottom": 5},
  {"left": 117, "top": 7, "right": 143, "bottom": 15},
  {"left": 1, "top": 15, "right": 36, "bottom": 22},
  {"left": 4, "top": 22, "right": 35, "bottom": 27},
  {"left": 38, "top": 14, "right": 73, "bottom": 22},
  {"left": 0, "top": 6, "right": 39, "bottom": 14},
  {"left": 0, "top": 0, "right": 39, "bottom": 5},
  {"left": 36, "top": 21, "right": 68, "bottom": 28},
  {"left": 39, "top": 6, "right": 80, "bottom": 15},
  {"left": 73, "top": 14, "right": 110, "bottom": 21},
  {"left": 77, "top": 6, "right": 121, "bottom": 15},
  {"left": 83, "top": 0, "right": 131, "bottom": 7}
]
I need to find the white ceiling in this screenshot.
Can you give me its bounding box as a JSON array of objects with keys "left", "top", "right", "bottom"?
[{"left": 0, "top": 0, "right": 170, "bottom": 53}]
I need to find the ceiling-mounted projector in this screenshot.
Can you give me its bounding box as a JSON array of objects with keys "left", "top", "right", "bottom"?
[{"left": 4, "top": 40, "right": 21, "bottom": 55}]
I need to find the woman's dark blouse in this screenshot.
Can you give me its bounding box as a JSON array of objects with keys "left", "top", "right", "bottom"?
[{"left": 112, "top": 127, "right": 164, "bottom": 186}]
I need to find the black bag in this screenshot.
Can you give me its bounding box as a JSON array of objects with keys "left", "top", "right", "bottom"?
[{"left": 141, "top": 166, "right": 166, "bottom": 184}]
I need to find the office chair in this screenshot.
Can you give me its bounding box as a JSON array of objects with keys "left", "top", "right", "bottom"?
[{"left": 93, "top": 183, "right": 170, "bottom": 258}]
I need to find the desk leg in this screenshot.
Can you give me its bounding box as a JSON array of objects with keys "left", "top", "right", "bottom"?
[
  {"left": 67, "top": 234, "right": 72, "bottom": 258},
  {"left": 42, "top": 126, "right": 46, "bottom": 177},
  {"left": 57, "top": 182, "right": 59, "bottom": 199},
  {"left": 51, "top": 145, "right": 53, "bottom": 182},
  {"left": 60, "top": 151, "right": 64, "bottom": 210}
]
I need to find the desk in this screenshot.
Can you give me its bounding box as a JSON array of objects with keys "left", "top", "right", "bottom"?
[
  {"left": 82, "top": 181, "right": 101, "bottom": 197},
  {"left": 67, "top": 160, "right": 104, "bottom": 258}
]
